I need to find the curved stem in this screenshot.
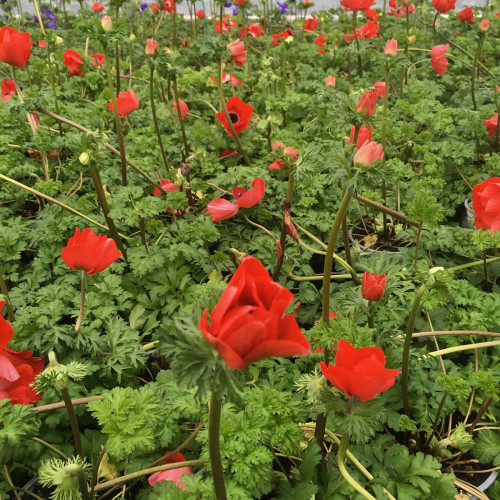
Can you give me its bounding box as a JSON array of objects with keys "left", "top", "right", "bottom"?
[
  {"left": 209, "top": 390, "right": 227, "bottom": 500},
  {"left": 75, "top": 270, "right": 86, "bottom": 331},
  {"left": 60, "top": 387, "right": 85, "bottom": 460},
  {"left": 402, "top": 284, "right": 428, "bottom": 418},
  {"left": 103, "top": 44, "right": 128, "bottom": 186},
  {"left": 337, "top": 434, "right": 376, "bottom": 500},
  {"left": 149, "top": 67, "right": 171, "bottom": 173},
  {"left": 0, "top": 174, "right": 129, "bottom": 239},
  {"left": 216, "top": 59, "right": 251, "bottom": 166},
  {"left": 171, "top": 76, "right": 189, "bottom": 160},
  {"left": 424, "top": 340, "right": 500, "bottom": 358},
  {"left": 32, "top": 437, "right": 69, "bottom": 460}
]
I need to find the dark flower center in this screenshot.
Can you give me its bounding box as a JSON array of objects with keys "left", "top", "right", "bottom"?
[{"left": 229, "top": 112, "right": 239, "bottom": 124}]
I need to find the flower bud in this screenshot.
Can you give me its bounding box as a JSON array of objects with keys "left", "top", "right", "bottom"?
[
  {"left": 101, "top": 15, "right": 112, "bottom": 32},
  {"left": 179, "top": 162, "right": 191, "bottom": 176},
  {"left": 56, "top": 36, "right": 64, "bottom": 46},
  {"left": 479, "top": 19, "right": 489, "bottom": 31},
  {"left": 384, "top": 38, "right": 397, "bottom": 57},
  {"left": 353, "top": 140, "right": 384, "bottom": 167},
  {"left": 361, "top": 272, "right": 387, "bottom": 301},
  {"left": 129, "top": 33, "right": 136, "bottom": 41},
  {"left": 145, "top": 39, "right": 158, "bottom": 56},
  {"left": 285, "top": 36, "right": 293, "bottom": 43},
  {"left": 79, "top": 152, "right": 91, "bottom": 165},
  {"left": 408, "top": 34, "right": 416, "bottom": 43}
]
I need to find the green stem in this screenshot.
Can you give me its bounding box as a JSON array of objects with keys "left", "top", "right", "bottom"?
[
  {"left": 0, "top": 174, "right": 129, "bottom": 239},
  {"left": 352, "top": 11, "right": 363, "bottom": 77},
  {"left": 425, "top": 391, "right": 448, "bottom": 450},
  {"left": 402, "top": 284, "right": 428, "bottom": 418},
  {"left": 115, "top": 7, "right": 120, "bottom": 94},
  {"left": 90, "top": 168, "right": 128, "bottom": 259},
  {"left": 322, "top": 190, "right": 353, "bottom": 322},
  {"left": 149, "top": 67, "right": 171, "bottom": 173},
  {"left": 209, "top": 391, "right": 227, "bottom": 500},
  {"left": 448, "top": 256, "right": 500, "bottom": 272},
  {"left": 414, "top": 222, "right": 423, "bottom": 265},
  {"left": 103, "top": 44, "right": 128, "bottom": 186},
  {"left": 45, "top": 41, "right": 63, "bottom": 135},
  {"left": 424, "top": 340, "right": 500, "bottom": 357},
  {"left": 337, "top": 434, "right": 377, "bottom": 500},
  {"left": 75, "top": 270, "right": 86, "bottom": 331},
  {"left": 272, "top": 168, "right": 294, "bottom": 280},
  {"left": 60, "top": 387, "right": 85, "bottom": 460},
  {"left": 216, "top": 59, "right": 251, "bottom": 166},
  {"left": 32, "top": 0, "right": 46, "bottom": 35},
  {"left": 471, "top": 32, "right": 485, "bottom": 111},
  {"left": 381, "top": 64, "right": 390, "bottom": 231},
  {"left": 171, "top": 76, "right": 189, "bottom": 161},
  {"left": 0, "top": 266, "right": 15, "bottom": 322},
  {"left": 381, "top": 0, "right": 387, "bottom": 35}
]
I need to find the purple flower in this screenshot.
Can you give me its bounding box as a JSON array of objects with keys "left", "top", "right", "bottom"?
[
  {"left": 232, "top": 6, "right": 239, "bottom": 15},
  {"left": 276, "top": 0, "right": 289, "bottom": 14},
  {"left": 140, "top": 2, "right": 148, "bottom": 10},
  {"left": 224, "top": 1, "right": 232, "bottom": 6}
]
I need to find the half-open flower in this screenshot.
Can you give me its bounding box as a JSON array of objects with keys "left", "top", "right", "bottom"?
[
  {"left": 353, "top": 139, "right": 384, "bottom": 167},
  {"left": 62, "top": 49, "right": 83, "bottom": 76},
  {"left": 354, "top": 90, "right": 378, "bottom": 117},
  {"left": 472, "top": 177, "right": 500, "bottom": 232},
  {"left": 349, "top": 125, "right": 373, "bottom": 149},
  {"left": 1, "top": 79, "right": 16, "bottom": 103},
  {"left": 430, "top": 44, "right": 449, "bottom": 74},
  {"left": 228, "top": 39, "right": 247, "bottom": 66},
  {"left": 108, "top": 90, "right": 139, "bottom": 117}
]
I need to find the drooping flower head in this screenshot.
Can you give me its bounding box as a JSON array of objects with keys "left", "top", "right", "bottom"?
[
  {"left": 199, "top": 256, "right": 310, "bottom": 369},
  {"left": 0, "top": 27, "right": 33, "bottom": 68},
  {"left": 62, "top": 49, "right": 83, "bottom": 76},
  {"left": 227, "top": 39, "right": 247, "bottom": 66},
  {"left": 173, "top": 98, "right": 189, "bottom": 119},
  {"left": 430, "top": 44, "right": 449, "bottom": 74},
  {"left": 320, "top": 339, "right": 400, "bottom": 401},
  {"left": 215, "top": 96, "right": 253, "bottom": 136},
  {"left": 472, "top": 178, "right": 500, "bottom": 232},
  {"left": 108, "top": 90, "right": 139, "bottom": 117},
  {"left": 61, "top": 228, "right": 122, "bottom": 274}
]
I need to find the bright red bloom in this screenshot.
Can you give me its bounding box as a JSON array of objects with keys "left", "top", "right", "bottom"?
[
  {"left": 372, "top": 81, "right": 387, "bottom": 99},
  {"left": 228, "top": 39, "right": 247, "bottom": 66},
  {"left": 354, "top": 90, "right": 378, "bottom": 117},
  {"left": 384, "top": 38, "right": 397, "bottom": 56},
  {"left": 356, "top": 20, "right": 379, "bottom": 39},
  {"left": 0, "top": 27, "right": 33, "bottom": 69},
  {"left": 62, "top": 49, "right": 83, "bottom": 77},
  {"left": 199, "top": 256, "right": 310, "bottom": 369},
  {"left": 92, "top": 1, "right": 105, "bottom": 12},
  {"left": 215, "top": 96, "right": 253, "bottom": 136},
  {"left": 458, "top": 6, "right": 473, "bottom": 22},
  {"left": 148, "top": 451, "right": 193, "bottom": 489},
  {"left": 0, "top": 301, "right": 44, "bottom": 405},
  {"left": 315, "top": 34, "right": 327, "bottom": 54},
  {"left": 196, "top": 8, "right": 204, "bottom": 18},
  {"left": 145, "top": 39, "right": 158, "bottom": 56},
  {"left": 484, "top": 114, "right": 498, "bottom": 138},
  {"left": 430, "top": 44, "right": 449, "bottom": 74},
  {"left": 361, "top": 272, "right": 387, "bottom": 301},
  {"left": 163, "top": 0, "right": 175, "bottom": 12},
  {"left": 234, "top": 0, "right": 246, "bottom": 5},
  {"left": 349, "top": 125, "right": 373, "bottom": 148},
  {"left": 108, "top": 90, "right": 139, "bottom": 117},
  {"left": 152, "top": 179, "right": 180, "bottom": 197},
  {"left": 1, "top": 79, "right": 16, "bottom": 103},
  {"left": 216, "top": 14, "right": 238, "bottom": 33},
  {"left": 210, "top": 73, "right": 244, "bottom": 87},
  {"left": 343, "top": 33, "right": 356, "bottom": 43},
  {"left": 90, "top": 53, "right": 105, "bottom": 67},
  {"left": 432, "top": 0, "right": 455, "bottom": 13},
  {"left": 472, "top": 178, "right": 500, "bottom": 232},
  {"left": 325, "top": 75, "right": 336, "bottom": 87},
  {"left": 173, "top": 98, "right": 189, "bottom": 119},
  {"left": 320, "top": 339, "right": 400, "bottom": 401},
  {"left": 240, "top": 23, "right": 265, "bottom": 38},
  {"left": 38, "top": 40, "right": 47, "bottom": 49},
  {"left": 341, "top": 0, "right": 375, "bottom": 11},
  {"left": 152, "top": 2, "right": 160, "bottom": 12},
  {"left": 304, "top": 16, "right": 318, "bottom": 31},
  {"left": 365, "top": 7, "right": 379, "bottom": 21},
  {"left": 271, "top": 28, "right": 294, "bottom": 46},
  {"left": 207, "top": 178, "right": 265, "bottom": 221}
]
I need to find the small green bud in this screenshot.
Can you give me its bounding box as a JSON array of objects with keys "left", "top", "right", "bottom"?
[{"left": 79, "top": 151, "right": 91, "bottom": 165}]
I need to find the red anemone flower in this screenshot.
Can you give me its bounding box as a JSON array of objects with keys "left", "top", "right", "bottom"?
[
  {"left": 216, "top": 14, "right": 238, "bottom": 33},
  {"left": 207, "top": 178, "right": 265, "bottom": 221},
  {"left": 240, "top": 23, "right": 265, "bottom": 38},
  {"left": 349, "top": 125, "right": 373, "bottom": 148},
  {"left": 432, "top": 0, "right": 455, "bottom": 13},
  {"left": 0, "top": 27, "right": 33, "bottom": 69},
  {"left": 196, "top": 9, "right": 204, "bottom": 18},
  {"left": 484, "top": 114, "right": 498, "bottom": 138},
  {"left": 215, "top": 96, "right": 253, "bottom": 136},
  {"left": 354, "top": 90, "right": 378, "bottom": 117},
  {"left": 38, "top": 40, "right": 47, "bottom": 49},
  {"left": 458, "top": 6, "right": 473, "bottom": 22},
  {"left": 320, "top": 339, "right": 400, "bottom": 401},
  {"left": 148, "top": 452, "right": 193, "bottom": 488},
  {"left": 152, "top": 2, "right": 161, "bottom": 12},
  {"left": 198, "top": 255, "right": 310, "bottom": 370},
  {"left": 271, "top": 28, "right": 294, "bottom": 45},
  {"left": 173, "top": 98, "right": 189, "bottom": 119},
  {"left": 92, "top": 1, "right": 105, "bottom": 12},
  {"left": 152, "top": 179, "right": 180, "bottom": 197},
  {"left": 0, "top": 300, "right": 44, "bottom": 405},
  {"left": 472, "top": 178, "right": 500, "bottom": 232},
  {"left": 430, "top": 44, "right": 449, "bottom": 74},
  {"left": 341, "top": 0, "right": 375, "bottom": 11},
  {"left": 372, "top": 81, "right": 387, "bottom": 99},
  {"left": 356, "top": 20, "right": 379, "bottom": 39},
  {"left": 90, "top": 53, "right": 105, "bottom": 66},
  {"left": 62, "top": 49, "right": 83, "bottom": 76},
  {"left": 228, "top": 39, "right": 247, "bottom": 66},
  {"left": 210, "top": 73, "right": 244, "bottom": 87},
  {"left": 108, "top": 90, "right": 139, "bottom": 117},
  {"left": 1, "top": 79, "right": 16, "bottom": 103},
  {"left": 314, "top": 34, "right": 327, "bottom": 53},
  {"left": 365, "top": 7, "right": 379, "bottom": 21},
  {"left": 361, "top": 272, "right": 387, "bottom": 300},
  {"left": 61, "top": 228, "right": 122, "bottom": 275},
  {"left": 304, "top": 16, "right": 318, "bottom": 31},
  {"left": 163, "top": 0, "right": 175, "bottom": 12}
]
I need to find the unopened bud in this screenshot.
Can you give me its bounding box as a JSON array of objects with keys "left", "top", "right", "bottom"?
[
  {"left": 79, "top": 151, "right": 91, "bottom": 165},
  {"left": 55, "top": 36, "right": 64, "bottom": 45},
  {"left": 129, "top": 33, "right": 136, "bottom": 41},
  {"left": 179, "top": 162, "right": 191, "bottom": 176},
  {"left": 479, "top": 19, "right": 489, "bottom": 31},
  {"left": 408, "top": 35, "right": 416, "bottom": 43},
  {"left": 285, "top": 36, "right": 293, "bottom": 43},
  {"left": 145, "top": 39, "right": 158, "bottom": 56},
  {"left": 101, "top": 15, "right": 112, "bottom": 31}
]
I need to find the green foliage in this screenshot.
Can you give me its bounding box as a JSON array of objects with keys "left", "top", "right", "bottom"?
[
  {"left": 0, "top": 401, "right": 40, "bottom": 447},
  {"left": 472, "top": 430, "right": 500, "bottom": 467}
]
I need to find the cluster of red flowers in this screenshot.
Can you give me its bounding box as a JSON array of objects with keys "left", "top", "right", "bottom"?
[
  {"left": 207, "top": 177, "right": 265, "bottom": 222},
  {"left": 271, "top": 28, "right": 294, "bottom": 46}
]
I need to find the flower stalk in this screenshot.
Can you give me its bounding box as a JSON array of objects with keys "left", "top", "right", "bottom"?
[
  {"left": 60, "top": 387, "right": 85, "bottom": 460},
  {"left": 171, "top": 76, "right": 190, "bottom": 160},
  {"left": 209, "top": 390, "right": 227, "bottom": 500},
  {"left": 75, "top": 270, "right": 86, "bottom": 331},
  {"left": 352, "top": 11, "right": 363, "bottom": 77}
]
